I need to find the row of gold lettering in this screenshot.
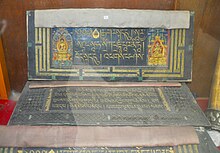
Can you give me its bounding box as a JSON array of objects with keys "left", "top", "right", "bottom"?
[
  {"left": 51, "top": 103, "right": 164, "bottom": 110},
  {"left": 73, "top": 53, "right": 144, "bottom": 66},
  {"left": 51, "top": 98, "right": 161, "bottom": 104},
  {"left": 21, "top": 148, "right": 173, "bottom": 153},
  {"left": 74, "top": 29, "right": 147, "bottom": 41},
  {"left": 76, "top": 41, "right": 143, "bottom": 51},
  {"left": 52, "top": 91, "right": 157, "bottom": 97}
]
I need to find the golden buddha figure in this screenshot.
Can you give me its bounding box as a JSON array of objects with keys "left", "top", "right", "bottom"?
[
  {"left": 57, "top": 37, "right": 68, "bottom": 53},
  {"left": 152, "top": 41, "right": 164, "bottom": 58},
  {"left": 53, "top": 36, "right": 72, "bottom": 62},
  {"left": 148, "top": 36, "right": 167, "bottom": 65}
]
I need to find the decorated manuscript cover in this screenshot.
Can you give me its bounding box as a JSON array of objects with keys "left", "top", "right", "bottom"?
[{"left": 27, "top": 9, "right": 194, "bottom": 81}]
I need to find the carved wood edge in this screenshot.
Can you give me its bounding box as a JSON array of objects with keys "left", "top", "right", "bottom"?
[{"left": 28, "top": 81, "right": 181, "bottom": 89}]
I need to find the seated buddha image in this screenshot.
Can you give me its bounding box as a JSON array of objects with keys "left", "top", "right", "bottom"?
[
  {"left": 57, "top": 37, "right": 68, "bottom": 53},
  {"left": 148, "top": 36, "right": 167, "bottom": 65},
  {"left": 152, "top": 40, "right": 166, "bottom": 57},
  {"left": 53, "top": 36, "right": 72, "bottom": 62}
]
